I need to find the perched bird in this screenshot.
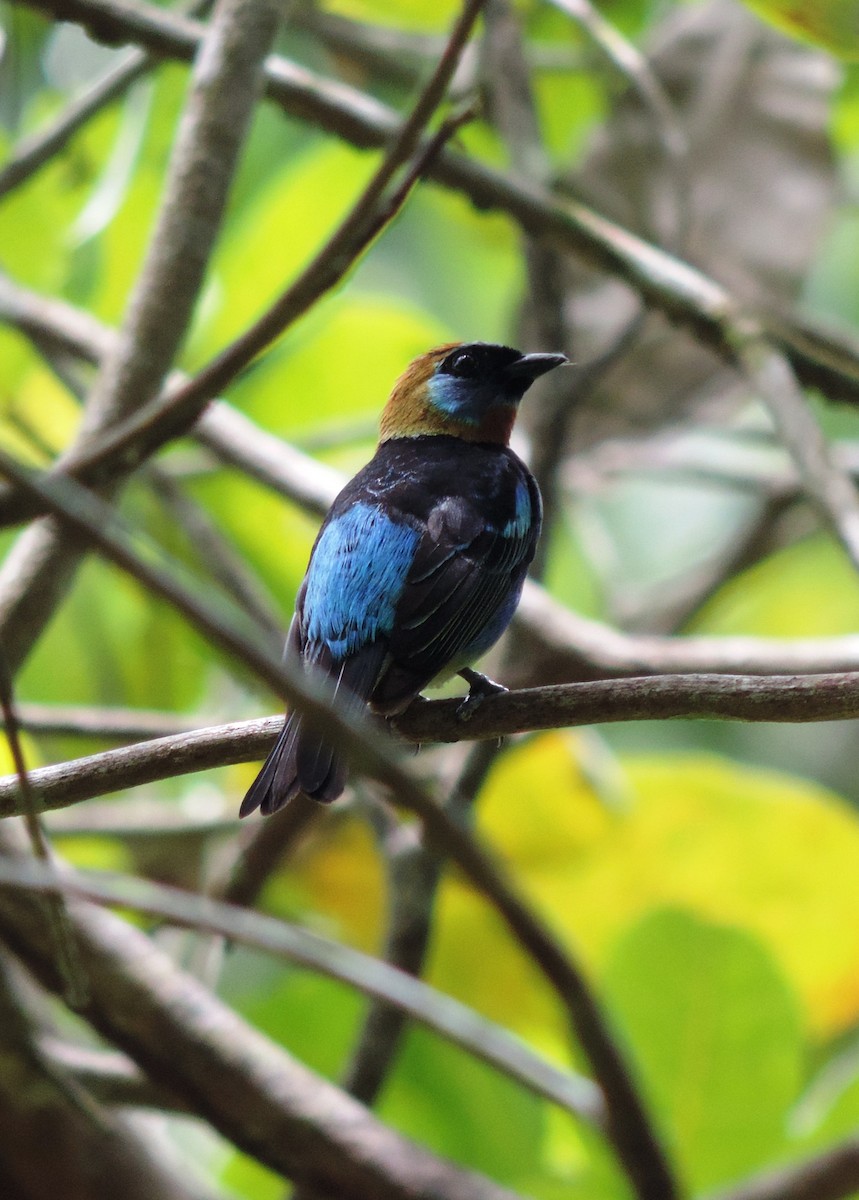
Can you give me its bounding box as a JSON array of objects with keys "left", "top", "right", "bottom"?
[{"left": 240, "top": 341, "right": 567, "bottom": 816}]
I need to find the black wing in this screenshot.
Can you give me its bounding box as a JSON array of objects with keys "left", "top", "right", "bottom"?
[{"left": 371, "top": 488, "right": 538, "bottom": 712}]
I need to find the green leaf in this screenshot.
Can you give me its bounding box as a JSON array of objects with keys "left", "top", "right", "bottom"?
[
  {"left": 322, "top": 0, "right": 459, "bottom": 32},
  {"left": 379, "top": 1026, "right": 545, "bottom": 1183},
  {"left": 222, "top": 293, "right": 452, "bottom": 437},
  {"left": 690, "top": 535, "right": 859, "bottom": 637},
  {"left": 187, "top": 141, "right": 382, "bottom": 359},
  {"left": 602, "top": 908, "right": 803, "bottom": 1193}
]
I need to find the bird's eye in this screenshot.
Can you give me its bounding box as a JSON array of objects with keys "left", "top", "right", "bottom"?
[{"left": 448, "top": 350, "right": 477, "bottom": 377}]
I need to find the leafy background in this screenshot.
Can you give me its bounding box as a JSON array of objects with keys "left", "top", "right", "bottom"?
[{"left": 2, "top": 0, "right": 859, "bottom": 1197}]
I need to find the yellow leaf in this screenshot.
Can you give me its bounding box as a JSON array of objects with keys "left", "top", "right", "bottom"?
[
  {"left": 430, "top": 736, "right": 859, "bottom": 1040},
  {"left": 741, "top": 0, "right": 859, "bottom": 58},
  {"left": 286, "top": 814, "right": 387, "bottom": 955}
]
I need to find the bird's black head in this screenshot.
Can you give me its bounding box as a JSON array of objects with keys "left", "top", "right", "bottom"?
[
  {"left": 427, "top": 342, "right": 567, "bottom": 429},
  {"left": 380, "top": 341, "right": 567, "bottom": 445}
]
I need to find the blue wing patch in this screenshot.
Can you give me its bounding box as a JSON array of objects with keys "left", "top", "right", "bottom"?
[
  {"left": 501, "top": 480, "right": 532, "bottom": 539},
  {"left": 302, "top": 502, "right": 420, "bottom": 658}
]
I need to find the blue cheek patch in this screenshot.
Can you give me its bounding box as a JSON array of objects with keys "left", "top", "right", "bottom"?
[
  {"left": 427, "top": 374, "right": 484, "bottom": 425},
  {"left": 303, "top": 503, "right": 420, "bottom": 658},
  {"left": 501, "top": 481, "right": 532, "bottom": 538}
]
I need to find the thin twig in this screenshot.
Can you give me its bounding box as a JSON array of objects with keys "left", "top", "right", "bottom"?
[
  {"left": 16, "top": 104, "right": 477, "bottom": 505},
  {"left": 0, "top": 649, "right": 88, "bottom": 1007},
  {"left": 735, "top": 333, "right": 859, "bottom": 575},
  {"left": 147, "top": 465, "right": 285, "bottom": 641},
  {"left": 0, "top": 49, "right": 152, "bottom": 199},
  {"left": 40, "top": 1036, "right": 189, "bottom": 1111},
  {"left": 335, "top": 740, "right": 507, "bottom": 1117},
  {"left": 547, "top": 0, "right": 690, "bottom": 247},
  {"left": 6, "top": 701, "right": 200, "bottom": 741},
  {"left": 0, "top": 0, "right": 217, "bottom": 199}
]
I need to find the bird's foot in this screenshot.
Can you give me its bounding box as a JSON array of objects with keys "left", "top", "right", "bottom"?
[{"left": 456, "top": 668, "right": 507, "bottom": 721}]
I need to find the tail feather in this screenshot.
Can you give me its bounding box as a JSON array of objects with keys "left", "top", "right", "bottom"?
[{"left": 239, "top": 640, "right": 388, "bottom": 816}]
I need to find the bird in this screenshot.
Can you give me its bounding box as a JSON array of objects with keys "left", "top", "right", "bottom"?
[{"left": 240, "top": 341, "right": 567, "bottom": 816}]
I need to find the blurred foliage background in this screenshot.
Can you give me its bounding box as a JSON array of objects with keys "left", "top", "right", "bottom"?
[{"left": 2, "top": 0, "right": 859, "bottom": 1197}]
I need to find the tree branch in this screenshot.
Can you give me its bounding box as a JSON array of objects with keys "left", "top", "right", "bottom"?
[
  {"left": 0, "top": 851, "right": 603, "bottom": 1125},
  {"left": 710, "top": 1138, "right": 859, "bottom": 1200},
  {"left": 0, "top": 953, "right": 220, "bottom": 1200},
  {"left": 15, "top": 0, "right": 859, "bottom": 412},
  {"left": 734, "top": 334, "right": 859, "bottom": 574},
  {"left": 7, "top": 665, "right": 859, "bottom": 818},
  {"left": 0, "top": 831, "right": 527, "bottom": 1200},
  {"left": 0, "top": 0, "right": 280, "bottom": 671}
]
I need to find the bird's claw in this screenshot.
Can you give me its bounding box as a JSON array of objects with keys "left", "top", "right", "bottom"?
[{"left": 456, "top": 668, "right": 507, "bottom": 721}]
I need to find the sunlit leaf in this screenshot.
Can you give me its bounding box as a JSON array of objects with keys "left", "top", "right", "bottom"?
[
  {"left": 741, "top": 0, "right": 859, "bottom": 57},
  {"left": 604, "top": 908, "right": 802, "bottom": 1192},
  {"left": 322, "top": 0, "right": 459, "bottom": 33},
  {"left": 430, "top": 736, "right": 859, "bottom": 1040},
  {"left": 690, "top": 535, "right": 859, "bottom": 637}
]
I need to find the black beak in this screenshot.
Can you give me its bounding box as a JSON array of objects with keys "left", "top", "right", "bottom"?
[{"left": 505, "top": 352, "right": 569, "bottom": 381}]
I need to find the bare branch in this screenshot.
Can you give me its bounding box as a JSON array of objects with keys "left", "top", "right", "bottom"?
[
  {"left": 0, "top": 0, "right": 216, "bottom": 199},
  {"left": 15, "top": 0, "right": 859, "bottom": 415},
  {"left": 331, "top": 741, "right": 506, "bottom": 1136},
  {"left": 0, "top": 822, "right": 558, "bottom": 1200},
  {"left": 0, "top": 851, "right": 603, "bottom": 1125},
  {"left": 0, "top": 652, "right": 87, "bottom": 1007},
  {"left": 40, "top": 1036, "right": 189, "bottom": 1112},
  {"left": 0, "top": 0, "right": 280, "bottom": 671},
  {"left": 10, "top": 702, "right": 200, "bottom": 741},
  {"left": 9, "top": 663, "right": 859, "bottom": 818},
  {"left": 710, "top": 1138, "right": 859, "bottom": 1200},
  {"left": 0, "top": 954, "right": 218, "bottom": 1200},
  {"left": 548, "top": 0, "right": 690, "bottom": 243},
  {"left": 735, "top": 334, "right": 859, "bottom": 574},
  {"left": 0, "top": 49, "right": 152, "bottom": 199},
  {"left": 511, "top": 586, "right": 859, "bottom": 682}
]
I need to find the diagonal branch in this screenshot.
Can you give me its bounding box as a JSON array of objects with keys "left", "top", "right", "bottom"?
[
  {"left": 0, "top": 451, "right": 677, "bottom": 1200},
  {"left": 0, "top": 828, "right": 527, "bottom": 1200},
  {"left": 734, "top": 333, "right": 859, "bottom": 575},
  {"left": 710, "top": 1137, "right": 859, "bottom": 1200},
  {"left": 15, "top": 0, "right": 859, "bottom": 410},
  {"left": 0, "top": 852, "right": 603, "bottom": 1125},
  {"left": 0, "top": 0, "right": 281, "bottom": 672}
]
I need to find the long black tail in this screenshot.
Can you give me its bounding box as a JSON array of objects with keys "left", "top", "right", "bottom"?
[
  {"left": 239, "top": 713, "right": 346, "bottom": 816},
  {"left": 239, "top": 641, "right": 388, "bottom": 817}
]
